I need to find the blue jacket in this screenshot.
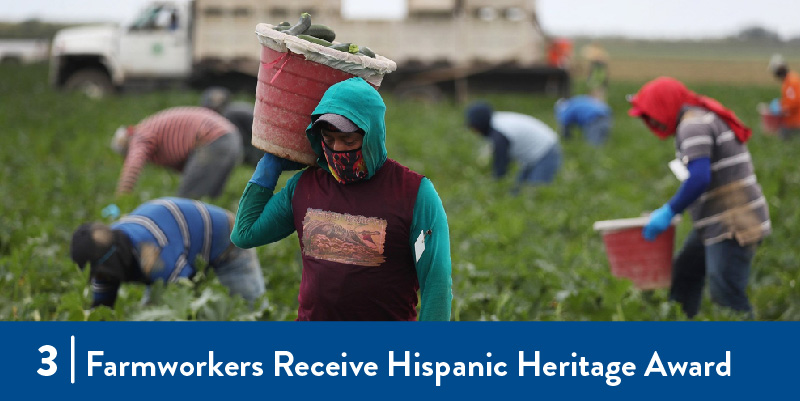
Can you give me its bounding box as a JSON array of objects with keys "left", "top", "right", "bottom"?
[{"left": 555, "top": 95, "right": 611, "bottom": 128}]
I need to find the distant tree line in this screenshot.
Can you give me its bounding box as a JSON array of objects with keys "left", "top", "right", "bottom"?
[
  {"left": 0, "top": 19, "right": 81, "bottom": 40},
  {"left": 733, "top": 26, "right": 800, "bottom": 43}
]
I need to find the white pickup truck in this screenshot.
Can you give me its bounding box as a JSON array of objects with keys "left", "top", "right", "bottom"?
[
  {"left": 49, "top": 0, "right": 569, "bottom": 99},
  {"left": 0, "top": 39, "right": 50, "bottom": 64}
]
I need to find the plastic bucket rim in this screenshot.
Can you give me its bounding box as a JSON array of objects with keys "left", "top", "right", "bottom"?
[{"left": 593, "top": 215, "right": 680, "bottom": 233}]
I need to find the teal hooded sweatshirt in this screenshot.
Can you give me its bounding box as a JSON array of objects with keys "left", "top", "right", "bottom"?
[{"left": 231, "top": 77, "right": 452, "bottom": 321}]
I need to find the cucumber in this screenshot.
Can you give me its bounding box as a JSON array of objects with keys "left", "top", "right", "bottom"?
[
  {"left": 285, "top": 13, "right": 311, "bottom": 36},
  {"left": 330, "top": 43, "right": 359, "bottom": 54},
  {"left": 272, "top": 21, "right": 291, "bottom": 31},
  {"left": 297, "top": 34, "right": 332, "bottom": 47},
  {"left": 357, "top": 46, "right": 375, "bottom": 58},
  {"left": 304, "top": 24, "right": 336, "bottom": 42}
]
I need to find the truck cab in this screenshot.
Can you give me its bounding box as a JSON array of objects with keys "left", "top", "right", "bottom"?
[{"left": 49, "top": 0, "right": 192, "bottom": 98}]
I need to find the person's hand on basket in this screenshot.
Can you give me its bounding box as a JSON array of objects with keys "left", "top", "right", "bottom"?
[
  {"left": 642, "top": 204, "right": 675, "bottom": 242},
  {"left": 249, "top": 153, "right": 306, "bottom": 190}
]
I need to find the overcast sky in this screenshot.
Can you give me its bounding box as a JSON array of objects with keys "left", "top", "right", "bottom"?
[
  {"left": 3, "top": 0, "right": 799, "bottom": 40},
  {"left": 537, "top": 0, "right": 800, "bottom": 40}
]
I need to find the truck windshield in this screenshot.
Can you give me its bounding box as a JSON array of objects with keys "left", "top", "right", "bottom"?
[{"left": 130, "top": 5, "right": 177, "bottom": 31}]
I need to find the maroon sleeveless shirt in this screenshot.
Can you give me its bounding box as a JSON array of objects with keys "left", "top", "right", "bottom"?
[{"left": 292, "top": 159, "right": 424, "bottom": 320}]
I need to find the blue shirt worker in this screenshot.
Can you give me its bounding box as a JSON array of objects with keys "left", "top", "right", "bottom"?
[
  {"left": 466, "top": 101, "right": 561, "bottom": 192},
  {"left": 554, "top": 95, "right": 612, "bottom": 146},
  {"left": 70, "top": 197, "right": 265, "bottom": 308}
]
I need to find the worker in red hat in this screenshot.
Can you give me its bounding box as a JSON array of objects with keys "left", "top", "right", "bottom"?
[{"left": 628, "top": 77, "right": 771, "bottom": 319}]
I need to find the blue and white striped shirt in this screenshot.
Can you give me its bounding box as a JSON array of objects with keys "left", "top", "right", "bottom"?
[{"left": 92, "top": 198, "right": 235, "bottom": 306}]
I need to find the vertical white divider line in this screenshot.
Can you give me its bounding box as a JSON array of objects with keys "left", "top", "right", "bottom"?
[{"left": 71, "top": 335, "right": 75, "bottom": 384}]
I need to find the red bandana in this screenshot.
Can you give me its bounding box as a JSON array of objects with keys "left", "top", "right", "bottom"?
[
  {"left": 322, "top": 140, "right": 368, "bottom": 185},
  {"left": 628, "top": 77, "right": 751, "bottom": 142}
]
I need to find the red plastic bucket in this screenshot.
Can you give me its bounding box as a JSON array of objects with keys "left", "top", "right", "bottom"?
[
  {"left": 252, "top": 24, "right": 396, "bottom": 165},
  {"left": 593, "top": 217, "right": 676, "bottom": 290},
  {"left": 759, "top": 111, "right": 781, "bottom": 135},
  {"left": 252, "top": 46, "right": 358, "bottom": 165},
  {"left": 757, "top": 102, "right": 780, "bottom": 136}
]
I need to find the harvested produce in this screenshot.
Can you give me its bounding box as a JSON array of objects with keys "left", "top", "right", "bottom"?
[
  {"left": 273, "top": 13, "right": 376, "bottom": 58},
  {"left": 297, "top": 34, "right": 332, "bottom": 47},
  {"left": 305, "top": 24, "right": 336, "bottom": 42},
  {"left": 357, "top": 46, "right": 375, "bottom": 58},
  {"left": 285, "top": 13, "right": 311, "bottom": 36},
  {"left": 330, "top": 43, "right": 359, "bottom": 54}
]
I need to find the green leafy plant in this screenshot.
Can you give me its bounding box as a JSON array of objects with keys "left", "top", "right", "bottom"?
[{"left": 1, "top": 63, "right": 797, "bottom": 321}]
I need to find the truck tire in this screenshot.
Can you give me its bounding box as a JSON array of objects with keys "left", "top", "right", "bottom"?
[{"left": 64, "top": 69, "right": 114, "bottom": 99}]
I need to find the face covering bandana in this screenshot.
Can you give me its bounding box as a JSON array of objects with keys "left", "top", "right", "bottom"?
[{"left": 322, "top": 140, "right": 368, "bottom": 184}]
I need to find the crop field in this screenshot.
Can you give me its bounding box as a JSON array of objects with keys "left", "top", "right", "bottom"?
[
  {"left": 2, "top": 62, "right": 799, "bottom": 321},
  {"left": 572, "top": 38, "right": 800, "bottom": 86}
]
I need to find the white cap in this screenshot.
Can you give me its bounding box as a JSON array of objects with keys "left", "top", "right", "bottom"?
[
  {"left": 312, "top": 113, "right": 359, "bottom": 133},
  {"left": 769, "top": 54, "right": 786, "bottom": 72}
]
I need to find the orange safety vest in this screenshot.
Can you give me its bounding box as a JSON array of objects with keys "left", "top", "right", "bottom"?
[
  {"left": 547, "top": 39, "right": 572, "bottom": 68},
  {"left": 781, "top": 71, "right": 800, "bottom": 128}
]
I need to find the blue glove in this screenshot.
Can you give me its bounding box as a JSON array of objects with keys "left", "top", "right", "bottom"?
[
  {"left": 101, "top": 203, "right": 120, "bottom": 220},
  {"left": 249, "top": 153, "right": 305, "bottom": 190},
  {"left": 643, "top": 204, "right": 675, "bottom": 242},
  {"left": 769, "top": 98, "right": 781, "bottom": 115}
]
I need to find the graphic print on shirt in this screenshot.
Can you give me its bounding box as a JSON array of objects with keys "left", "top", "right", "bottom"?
[{"left": 302, "top": 208, "right": 387, "bottom": 266}]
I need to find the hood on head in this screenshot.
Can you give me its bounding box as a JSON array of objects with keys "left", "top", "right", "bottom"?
[
  {"left": 71, "top": 222, "right": 140, "bottom": 283},
  {"left": 306, "top": 77, "right": 387, "bottom": 178},
  {"left": 627, "top": 77, "right": 690, "bottom": 139},
  {"left": 71, "top": 222, "right": 114, "bottom": 271},
  {"left": 465, "top": 101, "right": 493, "bottom": 136}
]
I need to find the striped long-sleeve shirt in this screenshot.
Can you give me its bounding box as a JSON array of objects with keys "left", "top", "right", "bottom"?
[
  {"left": 116, "top": 107, "right": 236, "bottom": 194},
  {"left": 675, "top": 107, "right": 771, "bottom": 245},
  {"left": 92, "top": 197, "right": 236, "bottom": 306}
]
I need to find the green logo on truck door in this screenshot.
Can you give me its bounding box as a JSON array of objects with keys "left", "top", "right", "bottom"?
[{"left": 152, "top": 43, "right": 163, "bottom": 55}]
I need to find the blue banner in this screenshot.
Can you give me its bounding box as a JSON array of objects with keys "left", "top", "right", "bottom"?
[{"left": 2, "top": 322, "right": 797, "bottom": 400}]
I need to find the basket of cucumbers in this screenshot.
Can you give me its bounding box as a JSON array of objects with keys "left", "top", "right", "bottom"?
[{"left": 251, "top": 13, "right": 396, "bottom": 166}]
